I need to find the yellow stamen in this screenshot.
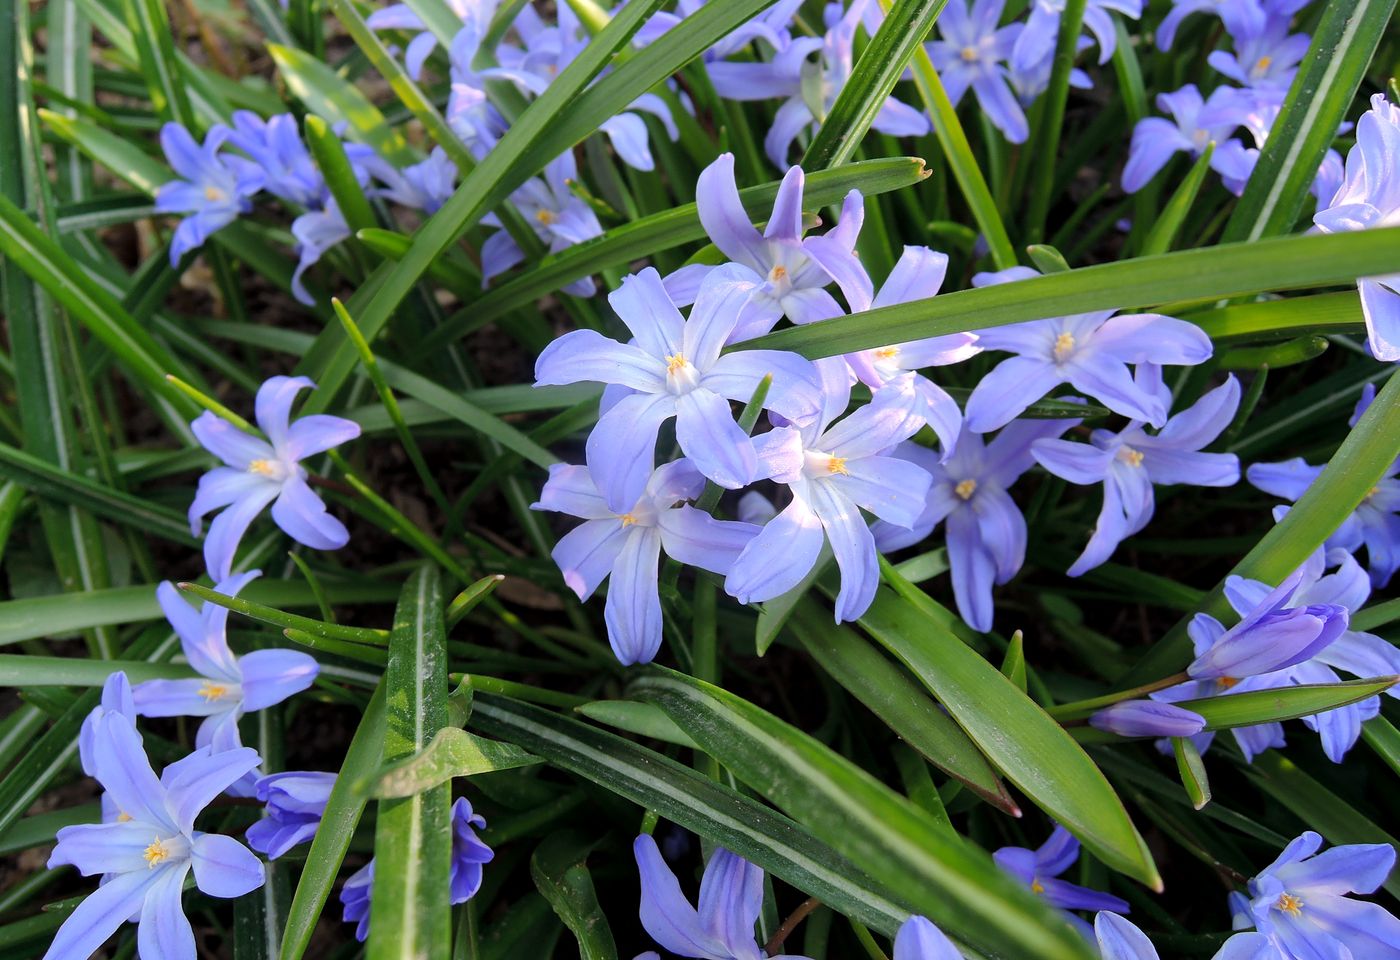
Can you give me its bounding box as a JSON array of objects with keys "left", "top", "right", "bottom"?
[
  {"left": 535, "top": 209, "right": 557, "bottom": 226},
  {"left": 1367, "top": 485, "right": 1381, "bottom": 499},
  {"left": 769, "top": 265, "right": 787, "bottom": 282},
  {"left": 1275, "top": 893, "right": 1303, "bottom": 916},
  {"left": 827, "top": 456, "right": 849, "bottom": 476},
  {"left": 1217, "top": 676, "right": 1241, "bottom": 690},
  {"left": 1031, "top": 879, "right": 1045, "bottom": 895},
  {"left": 619, "top": 513, "right": 638, "bottom": 527},
  {"left": 1053, "top": 332, "right": 1076, "bottom": 361},
  {"left": 874, "top": 347, "right": 900, "bottom": 360},
  {"left": 117, "top": 811, "right": 133, "bottom": 823},
  {"left": 960, "top": 46, "right": 979, "bottom": 62},
  {"left": 955, "top": 479, "right": 978, "bottom": 500},
  {"left": 1117, "top": 446, "right": 1145, "bottom": 467},
  {"left": 248, "top": 459, "right": 278, "bottom": 476},
  {"left": 198, "top": 681, "right": 229, "bottom": 701},
  {"left": 143, "top": 838, "right": 171, "bottom": 868},
  {"left": 203, "top": 186, "right": 225, "bottom": 202},
  {"left": 1255, "top": 55, "right": 1272, "bottom": 73},
  {"left": 664, "top": 353, "right": 687, "bottom": 375}
]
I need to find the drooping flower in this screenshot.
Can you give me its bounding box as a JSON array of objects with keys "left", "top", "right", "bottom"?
[
  {"left": 481, "top": 150, "right": 604, "bottom": 297},
  {"left": 1247, "top": 383, "right": 1400, "bottom": 587},
  {"left": 533, "top": 460, "right": 759, "bottom": 664},
  {"left": 925, "top": 0, "right": 1028, "bottom": 143},
  {"left": 633, "top": 833, "right": 813, "bottom": 960},
  {"left": 894, "top": 916, "right": 964, "bottom": 959},
  {"left": 155, "top": 122, "right": 264, "bottom": 265},
  {"left": 667, "top": 154, "right": 868, "bottom": 337},
  {"left": 1032, "top": 371, "right": 1241, "bottom": 575},
  {"left": 133, "top": 571, "right": 319, "bottom": 748},
  {"left": 1312, "top": 93, "right": 1400, "bottom": 361},
  {"left": 994, "top": 825, "right": 1130, "bottom": 938},
  {"left": 1094, "top": 912, "right": 1162, "bottom": 960},
  {"left": 813, "top": 244, "right": 981, "bottom": 457},
  {"left": 1089, "top": 700, "right": 1206, "bottom": 738},
  {"left": 189, "top": 375, "right": 361, "bottom": 580},
  {"left": 726, "top": 369, "right": 932, "bottom": 622},
  {"left": 340, "top": 797, "right": 493, "bottom": 941},
  {"left": 44, "top": 713, "right": 265, "bottom": 960},
  {"left": 707, "top": 0, "right": 928, "bottom": 168},
  {"left": 1231, "top": 831, "right": 1400, "bottom": 960},
  {"left": 534, "top": 264, "right": 823, "bottom": 511},
  {"left": 1121, "top": 84, "right": 1255, "bottom": 193},
  {"left": 246, "top": 771, "right": 336, "bottom": 859},
  {"left": 871, "top": 416, "right": 1080, "bottom": 632},
  {"left": 964, "top": 267, "right": 1212, "bottom": 432}
]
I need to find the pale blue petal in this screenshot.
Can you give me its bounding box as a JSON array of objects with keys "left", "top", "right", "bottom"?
[
  {"left": 685, "top": 264, "right": 764, "bottom": 368},
  {"left": 552, "top": 520, "right": 629, "bottom": 601},
  {"left": 830, "top": 455, "right": 932, "bottom": 528},
  {"left": 534, "top": 329, "right": 668, "bottom": 391},
  {"left": 1094, "top": 912, "right": 1160, "bottom": 960},
  {"left": 93, "top": 714, "right": 176, "bottom": 831},
  {"left": 675, "top": 389, "right": 757, "bottom": 490},
  {"left": 41, "top": 869, "right": 156, "bottom": 960},
  {"left": 658, "top": 506, "right": 758, "bottom": 576},
  {"left": 133, "top": 678, "right": 230, "bottom": 718},
  {"left": 894, "top": 915, "right": 963, "bottom": 960},
  {"left": 238, "top": 649, "right": 319, "bottom": 710},
  {"left": 696, "top": 154, "right": 768, "bottom": 272},
  {"left": 202, "top": 476, "right": 279, "bottom": 580},
  {"left": 191, "top": 411, "right": 272, "bottom": 469},
  {"left": 703, "top": 350, "right": 823, "bottom": 426},
  {"left": 634, "top": 835, "right": 729, "bottom": 959},
  {"left": 964, "top": 356, "right": 1065, "bottom": 432},
  {"left": 1032, "top": 439, "right": 1113, "bottom": 484},
  {"left": 164, "top": 745, "right": 262, "bottom": 834},
  {"left": 137, "top": 865, "right": 196, "bottom": 960},
  {"left": 586, "top": 392, "right": 677, "bottom": 514},
  {"left": 810, "top": 482, "right": 880, "bottom": 622},
  {"left": 946, "top": 509, "right": 997, "bottom": 631},
  {"left": 1247, "top": 458, "right": 1323, "bottom": 502},
  {"left": 254, "top": 376, "right": 316, "bottom": 449},
  {"left": 49, "top": 821, "right": 158, "bottom": 875},
  {"left": 272, "top": 475, "right": 350, "bottom": 551},
  {"left": 696, "top": 848, "right": 764, "bottom": 956},
  {"left": 280, "top": 414, "right": 362, "bottom": 461},
  {"left": 192, "top": 833, "right": 265, "bottom": 898},
  {"left": 604, "top": 527, "right": 664, "bottom": 665},
  {"left": 726, "top": 497, "right": 825, "bottom": 604}
]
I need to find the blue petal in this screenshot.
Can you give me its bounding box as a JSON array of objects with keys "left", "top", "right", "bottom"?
[
  {"left": 603, "top": 528, "right": 664, "bottom": 665},
  {"left": 271, "top": 475, "right": 351, "bottom": 551},
  {"left": 695, "top": 847, "right": 764, "bottom": 956},
  {"left": 41, "top": 868, "right": 157, "bottom": 960},
  {"left": 238, "top": 648, "right": 320, "bottom": 711},
  {"left": 164, "top": 745, "right": 262, "bottom": 834},
  {"left": 192, "top": 833, "right": 265, "bottom": 898},
  {"left": 137, "top": 864, "right": 196, "bottom": 960},
  {"left": 894, "top": 915, "right": 964, "bottom": 960},
  {"left": 1094, "top": 912, "right": 1160, "bottom": 960},
  {"left": 93, "top": 714, "right": 176, "bottom": 832},
  {"left": 726, "top": 496, "right": 826, "bottom": 605},
  {"left": 633, "top": 835, "right": 730, "bottom": 959}
]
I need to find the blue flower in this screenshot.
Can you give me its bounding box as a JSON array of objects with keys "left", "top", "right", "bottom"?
[
  {"left": 246, "top": 770, "right": 336, "bottom": 859},
  {"left": 189, "top": 376, "right": 361, "bottom": 579},
  {"left": 339, "top": 797, "right": 492, "bottom": 941},
  {"left": 1313, "top": 94, "right": 1400, "bottom": 361},
  {"left": 667, "top": 155, "right": 869, "bottom": 336},
  {"left": 1233, "top": 831, "right": 1400, "bottom": 960},
  {"left": 365, "top": 147, "right": 458, "bottom": 214},
  {"left": 367, "top": 0, "right": 485, "bottom": 79},
  {"left": 1011, "top": 0, "right": 1143, "bottom": 100},
  {"left": 872, "top": 416, "right": 1080, "bottom": 631},
  {"left": 817, "top": 245, "right": 981, "bottom": 457},
  {"left": 534, "top": 264, "right": 823, "bottom": 510},
  {"left": 289, "top": 197, "right": 352, "bottom": 306},
  {"left": 446, "top": 22, "right": 511, "bottom": 154},
  {"left": 727, "top": 369, "right": 931, "bottom": 622},
  {"left": 482, "top": 150, "right": 604, "bottom": 296},
  {"left": 994, "top": 825, "right": 1129, "bottom": 938},
  {"left": 633, "top": 833, "right": 813, "bottom": 960},
  {"left": 225, "top": 111, "right": 325, "bottom": 208},
  {"left": 1089, "top": 700, "right": 1206, "bottom": 738},
  {"left": 707, "top": 0, "right": 928, "bottom": 168},
  {"left": 1122, "top": 84, "right": 1255, "bottom": 193},
  {"left": 133, "top": 571, "right": 319, "bottom": 749},
  {"left": 534, "top": 459, "right": 759, "bottom": 664},
  {"left": 637, "top": 0, "right": 802, "bottom": 60},
  {"left": 964, "top": 267, "right": 1212, "bottom": 432},
  {"left": 1094, "top": 912, "right": 1161, "bottom": 959},
  {"left": 44, "top": 713, "right": 264, "bottom": 960},
  {"left": 1208, "top": 2, "right": 1309, "bottom": 92},
  {"left": 1248, "top": 384, "right": 1400, "bottom": 587},
  {"left": 1032, "top": 371, "right": 1241, "bottom": 575},
  {"left": 895, "top": 916, "right": 964, "bottom": 959},
  {"left": 924, "top": 0, "right": 1028, "bottom": 143},
  {"left": 155, "top": 123, "right": 264, "bottom": 265},
  {"left": 1155, "top": 0, "right": 1262, "bottom": 51}
]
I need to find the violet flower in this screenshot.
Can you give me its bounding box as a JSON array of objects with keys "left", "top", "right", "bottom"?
[
  {"left": 895, "top": 916, "right": 964, "bottom": 959},
  {"left": 925, "top": 0, "right": 1028, "bottom": 143},
  {"left": 445, "top": 21, "right": 510, "bottom": 153},
  {"left": 134, "top": 571, "right": 319, "bottom": 748},
  {"left": 633, "top": 833, "right": 813, "bottom": 960},
  {"left": 340, "top": 797, "right": 492, "bottom": 941},
  {"left": 726, "top": 370, "right": 932, "bottom": 622},
  {"left": 1247, "top": 384, "right": 1400, "bottom": 587},
  {"left": 534, "top": 264, "right": 823, "bottom": 511},
  {"left": 1095, "top": 912, "right": 1162, "bottom": 960},
  {"left": 362, "top": 146, "right": 458, "bottom": 215},
  {"left": 1209, "top": 2, "right": 1309, "bottom": 92},
  {"left": 1032, "top": 371, "right": 1241, "bottom": 575},
  {"left": 1155, "top": 0, "right": 1263, "bottom": 51},
  {"left": 1232, "top": 831, "right": 1400, "bottom": 960},
  {"left": 246, "top": 770, "right": 336, "bottom": 859},
  {"left": 707, "top": 0, "right": 928, "bottom": 168},
  {"left": 44, "top": 713, "right": 264, "bottom": 960},
  {"left": 482, "top": 150, "right": 603, "bottom": 297},
  {"left": 533, "top": 460, "right": 759, "bottom": 665},
  {"left": 964, "top": 267, "right": 1212, "bottom": 432},
  {"left": 225, "top": 111, "right": 325, "bottom": 208},
  {"left": 872, "top": 416, "right": 1079, "bottom": 632},
  {"left": 812, "top": 244, "right": 981, "bottom": 458},
  {"left": 155, "top": 122, "right": 264, "bottom": 265},
  {"left": 189, "top": 376, "right": 361, "bottom": 579},
  {"left": 367, "top": 0, "right": 488, "bottom": 79},
  {"left": 667, "top": 155, "right": 868, "bottom": 337},
  {"left": 1122, "top": 84, "right": 1254, "bottom": 193},
  {"left": 1011, "top": 0, "right": 1143, "bottom": 87},
  {"left": 79, "top": 672, "right": 139, "bottom": 825},
  {"left": 1313, "top": 93, "right": 1400, "bottom": 362},
  {"left": 1090, "top": 700, "right": 1206, "bottom": 738},
  {"left": 994, "top": 825, "right": 1129, "bottom": 938}
]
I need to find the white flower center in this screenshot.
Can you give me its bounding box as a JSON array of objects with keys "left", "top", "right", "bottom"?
[{"left": 1052, "top": 332, "right": 1076, "bottom": 362}]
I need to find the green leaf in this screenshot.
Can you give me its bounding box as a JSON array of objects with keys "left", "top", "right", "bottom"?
[
  {"left": 1220, "top": 0, "right": 1398, "bottom": 243},
  {"left": 1127, "top": 369, "right": 1400, "bottom": 681},
  {"left": 530, "top": 833, "right": 618, "bottom": 960},
  {"left": 802, "top": 0, "right": 947, "bottom": 169},
  {"left": 861, "top": 567, "right": 1161, "bottom": 889},
  {"left": 1218, "top": 336, "right": 1329, "bottom": 371},
  {"left": 0, "top": 655, "right": 193, "bottom": 686},
  {"left": 0, "top": 688, "right": 99, "bottom": 838},
  {"left": 370, "top": 726, "right": 542, "bottom": 799},
  {"left": 411, "top": 158, "right": 930, "bottom": 349},
  {"left": 1171, "top": 737, "right": 1210, "bottom": 811},
  {"left": 267, "top": 43, "right": 414, "bottom": 165},
  {"left": 574, "top": 700, "right": 697, "bottom": 748},
  {"left": 1023, "top": 0, "right": 1086, "bottom": 242},
  {"left": 123, "top": 0, "right": 193, "bottom": 126},
  {"left": 1027, "top": 244, "right": 1071, "bottom": 274},
  {"left": 1175, "top": 678, "right": 1397, "bottom": 730},
  {"left": 1189, "top": 292, "right": 1363, "bottom": 343},
  {"left": 743, "top": 228, "right": 1400, "bottom": 359},
  {"left": 470, "top": 694, "right": 912, "bottom": 937},
  {"left": 369, "top": 566, "right": 452, "bottom": 960},
  {"left": 177, "top": 580, "right": 390, "bottom": 643},
  {"left": 304, "top": 115, "right": 377, "bottom": 236},
  {"left": 40, "top": 109, "right": 171, "bottom": 195},
  {"left": 633, "top": 668, "right": 1096, "bottom": 960},
  {"left": 1140, "top": 143, "right": 1214, "bottom": 256},
  {"left": 789, "top": 599, "right": 1017, "bottom": 813},
  {"left": 1361, "top": 717, "right": 1400, "bottom": 776},
  {"left": 281, "top": 683, "right": 387, "bottom": 960}
]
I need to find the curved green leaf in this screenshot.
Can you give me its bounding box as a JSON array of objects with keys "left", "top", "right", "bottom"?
[
  {"left": 267, "top": 43, "right": 414, "bottom": 164},
  {"left": 370, "top": 726, "right": 542, "bottom": 798},
  {"left": 530, "top": 833, "right": 618, "bottom": 960},
  {"left": 1177, "top": 678, "right": 1397, "bottom": 730}
]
